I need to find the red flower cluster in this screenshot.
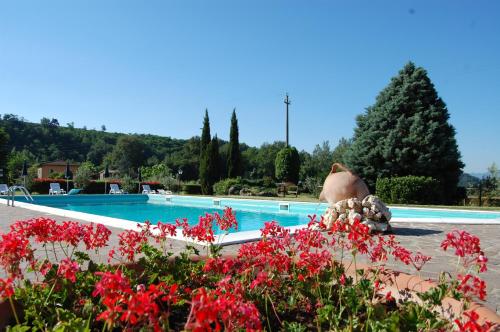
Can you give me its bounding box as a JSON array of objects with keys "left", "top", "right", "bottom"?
[
  {"left": 441, "top": 230, "right": 488, "bottom": 272},
  {"left": 83, "top": 222, "right": 112, "bottom": 250},
  {"left": 0, "top": 231, "right": 33, "bottom": 278},
  {"left": 214, "top": 207, "right": 238, "bottom": 232},
  {"left": 93, "top": 269, "right": 178, "bottom": 331},
  {"left": 455, "top": 310, "right": 493, "bottom": 332},
  {"left": 56, "top": 258, "right": 80, "bottom": 283},
  {"left": 1, "top": 218, "right": 112, "bottom": 280},
  {"left": 114, "top": 229, "right": 148, "bottom": 262},
  {"left": 0, "top": 277, "right": 14, "bottom": 299},
  {"left": 175, "top": 207, "right": 239, "bottom": 244},
  {"left": 185, "top": 287, "right": 261, "bottom": 331},
  {"left": 457, "top": 274, "right": 487, "bottom": 301}
]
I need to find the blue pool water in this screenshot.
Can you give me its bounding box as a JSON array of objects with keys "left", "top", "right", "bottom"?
[{"left": 11, "top": 195, "right": 500, "bottom": 232}]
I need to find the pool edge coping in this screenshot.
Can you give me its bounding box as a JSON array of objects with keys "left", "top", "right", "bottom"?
[{"left": 1, "top": 197, "right": 499, "bottom": 247}]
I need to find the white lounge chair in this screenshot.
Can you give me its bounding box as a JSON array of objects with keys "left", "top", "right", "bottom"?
[
  {"left": 109, "top": 183, "right": 124, "bottom": 194},
  {"left": 157, "top": 189, "right": 173, "bottom": 195},
  {"left": 142, "top": 184, "right": 156, "bottom": 194},
  {"left": 0, "top": 184, "right": 9, "bottom": 195},
  {"left": 49, "top": 183, "right": 66, "bottom": 195}
]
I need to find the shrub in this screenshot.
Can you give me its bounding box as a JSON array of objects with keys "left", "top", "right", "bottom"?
[
  {"left": 74, "top": 161, "right": 97, "bottom": 190},
  {"left": 262, "top": 176, "right": 275, "bottom": 188},
  {"left": 376, "top": 176, "right": 441, "bottom": 204},
  {"left": 213, "top": 178, "right": 242, "bottom": 195},
  {"left": 275, "top": 146, "right": 300, "bottom": 183},
  {"left": 303, "top": 176, "right": 323, "bottom": 196},
  {"left": 120, "top": 175, "right": 137, "bottom": 194},
  {"left": 182, "top": 183, "right": 202, "bottom": 195}
]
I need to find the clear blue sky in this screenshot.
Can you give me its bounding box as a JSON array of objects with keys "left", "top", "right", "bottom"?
[{"left": 0, "top": 1, "right": 498, "bottom": 173}]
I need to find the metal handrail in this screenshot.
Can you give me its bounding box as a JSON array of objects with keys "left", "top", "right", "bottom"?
[{"left": 6, "top": 185, "right": 33, "bottom": 207}]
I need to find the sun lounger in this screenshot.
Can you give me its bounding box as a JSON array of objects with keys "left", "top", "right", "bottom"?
[
  {"left": 49, "top": 183, "right": 66, "bottom": 195},
  {"left": 0, "top": 184, "right": 9, "bottom": 195},
  {"left": 157, "top": 189, "right": 173, "bottom": 195},
  {"left": 109, "top": 183, "right": 124, "bottom": 194},
  {"left": 142, "top": 184, "right": 156, "bottom": 194}
]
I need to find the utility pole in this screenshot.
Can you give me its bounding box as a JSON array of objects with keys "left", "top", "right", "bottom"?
[{"left": 284, "top": 93, "right": 291, "bottom": 146}]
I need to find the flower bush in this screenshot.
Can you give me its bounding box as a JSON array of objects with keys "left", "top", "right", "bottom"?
[{"left": 0, "top": 209, "right": 495, "bottom": 331}]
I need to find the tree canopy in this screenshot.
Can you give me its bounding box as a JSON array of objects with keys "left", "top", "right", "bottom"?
[
  {"left": 344, "top": 62, "right": 464, "bottom": 202},
  {"left": 275, "top": 146, "right": 300, "bottom": 184}
]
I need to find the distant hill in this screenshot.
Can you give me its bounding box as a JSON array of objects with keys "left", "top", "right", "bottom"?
[
  {"left": 0, "top": 114, "right": 187, "bottom": 166},
  {"left": 458, "top": 173, "right": 480, "bottom": 187}
]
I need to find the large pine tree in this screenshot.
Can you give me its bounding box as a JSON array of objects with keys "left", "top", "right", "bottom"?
[
  {"left": 227, "top": 109, "right": 242, "bottom": 178},
  {"left": 199, "top": 110, "right": 212, "bottom": 194},
  {"left": 345, "top": 62, "right": 463, "bottom": 202}
]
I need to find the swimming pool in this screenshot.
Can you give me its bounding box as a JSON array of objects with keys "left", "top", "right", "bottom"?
[{"left": 6, "top": 194, "right": 500, "bottom": 228}]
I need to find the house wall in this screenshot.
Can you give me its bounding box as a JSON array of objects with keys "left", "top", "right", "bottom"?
[{"left": 37, "top": 165, "right": 79, "bottom": 178}]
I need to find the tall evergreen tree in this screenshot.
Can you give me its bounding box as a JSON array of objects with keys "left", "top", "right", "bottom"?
[
  {"left": 199, "top": 110, "right": 212, "bottom": 194},
  {"left": 209, "top": 135, "right": 220, "bottom": 185},
  {"left": 227, "top": 109, "right": 242, "bottom": 178},
  {"left": 200, "top": 109, "right": 211, "bottom": 155},
  {"left": 0, "top": 128, "right": 9, "bottom": 183},
  {"left": 345, "top": 62, "right": 464, "bottom": 203}
]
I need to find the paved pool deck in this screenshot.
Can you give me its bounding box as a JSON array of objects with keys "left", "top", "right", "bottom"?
[{"left": 1, "top": 204, "right": 499, "bottom": 313}]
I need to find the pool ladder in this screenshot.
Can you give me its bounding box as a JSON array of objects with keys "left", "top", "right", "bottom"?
[{"left": 6, "top": 185, "right": 34, "bottom": 207}]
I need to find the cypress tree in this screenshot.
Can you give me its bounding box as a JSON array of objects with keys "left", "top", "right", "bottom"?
[
  {"left": 200, "top": 109, "right": 211, "bottom": 155},
  {"left": 345, "top": 62, "right": 464, "bottom": 203},
  {"left": 227, "top": 109, "right": 242, "bottom": 178},
  {"left": 209, "top": 135, "right": 220, "bottom": 185},
  {"left": 199, "top": 110, "right": 212, "bottom": 194}
]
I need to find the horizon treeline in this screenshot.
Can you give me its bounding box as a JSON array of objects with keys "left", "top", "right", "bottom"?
[{"left": 0, "top": 113, "right": 340, "bottom": 183}]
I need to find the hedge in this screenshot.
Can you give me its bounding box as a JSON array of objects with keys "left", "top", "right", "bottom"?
[
  {"left": 182, "top": 183, "right": 202, "bottom": 195},
  {"left": 375, "top": 176, "right": 441, "bottom": 204}
]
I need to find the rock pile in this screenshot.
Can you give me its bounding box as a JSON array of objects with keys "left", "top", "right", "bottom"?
[{"left": 321, "top": 195, "right": 392, "bottom": 233}]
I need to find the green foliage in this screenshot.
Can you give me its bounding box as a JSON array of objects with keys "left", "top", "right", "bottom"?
[
  {"left": 0, "top": 127, "right": 9, "bottom": 183},
  {"left": 275, "top": 146, "right": 300, "bottom": 183},
  {"left": 6, "top": 150, "right": 36, "bottom": 185},
  {"left": 141, "top": 163, "right": 171, "bottom": 180},
  {"left": 74, "top": 162, "right": 97, "bottom": 190},
  {"left": 0, "top": 114, "right": 185, "bottom": 168},
  {"left": 109, "top": 135, "right": 150, "bottom": 176},
  {"left": 303, "top": 176, "right": 323, "bottom": 196},
  {"left": 376, "top": 176, "right": 441, "bottom": 204},
  {"left": 344, "top": 62, "right": 464, "bottom": 203},
  {"left": 120, "top": 175, "right": 137, "bottom": 193},
  {"left": 208, "top": 135, "right": 220, "bottom": 184},
  {"left": 48, "top": 171, "right": 65, "bottom": 179},
  {"left": 182, "top": 182, "right": 202, "bottom": 194},
  {"left": 200, "top": 109, "right": 211, "bottom": 155},
  {"left": 331, "top": 137, "right": 352, "bottom": 165},
  {"left": 213, "top": 177, "right": 242, "bottom": 195},
  {"left": 242, "top": 141, "right": 286, "bottom": 179},
  {"left": 227, "top": 109, "right": 242, "bottom": 178},
  {"left": 199, "top": 111, "right": 213, "bottom": 195},
  {"left": 299, "top": 141, "right": 333, "bottom": 182}
]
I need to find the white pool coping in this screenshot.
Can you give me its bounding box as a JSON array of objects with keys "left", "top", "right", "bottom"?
[{"left": 1, "top": 196, "right": 499, "bottom": 246}]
